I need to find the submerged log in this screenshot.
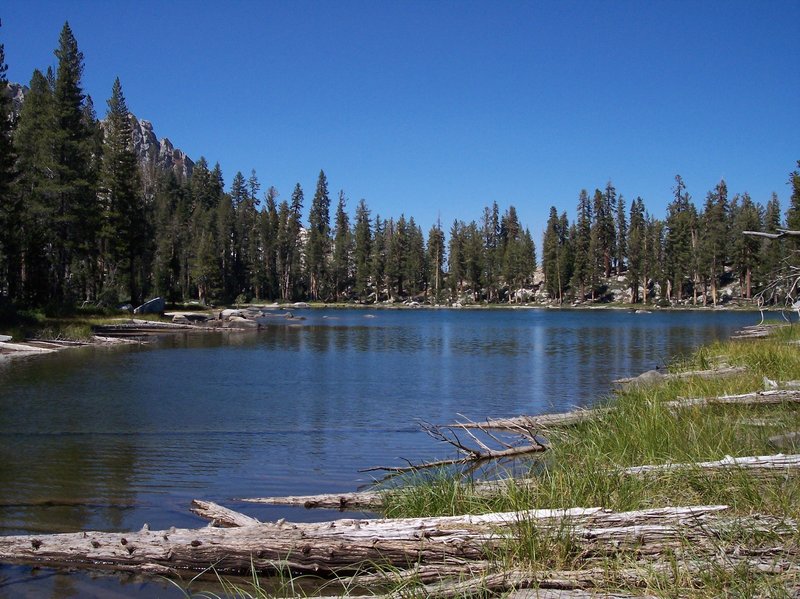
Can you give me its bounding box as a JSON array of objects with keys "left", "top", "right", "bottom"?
[
  {"left": 621, "top": 453, "right": 800, "bottom": 476},
  {"left": 666, "top": 389, "right": 800, "bottom": 410},
  {"left": 0, "top": 505, "right": 731, "bottom": 576}
]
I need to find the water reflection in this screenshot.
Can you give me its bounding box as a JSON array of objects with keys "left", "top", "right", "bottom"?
[{"left": 0, "top": 308, "right": 761, "bottom": 597}]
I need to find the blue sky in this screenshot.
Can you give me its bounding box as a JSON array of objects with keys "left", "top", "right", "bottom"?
[{"left": 3, "top": 0, "right": 798, "bottom": 237}]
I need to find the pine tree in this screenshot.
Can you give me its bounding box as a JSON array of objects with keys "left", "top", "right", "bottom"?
[
  {"left": 13, "top": 69, "right": 56, "bottom": 303},
  {"left": 788, "top": 161, "right": 800, "bottom": 259},
  {"left": 99, "top": 77, "right": 146, "bottom": 304},
  {"left": 0, "top": 20, "right": 19, "bottom": 300},
  {"left": 481, "top": 202, "right": 501, "bottom": 301},
  {"left": 307, "top": 170, "right": 331, "bottom": 300},
  {"left": 542, "top": 206, "right": 562, "bottom": 302},
  {"left": 426, "top": 220, "right": 445, "bottom": 302},
  {"left": 352, "top": 199, "right": 372, "bottom": 300},
  {"left": 587, "top": 189, "right": 605, "bottom": 299},
  {"left": 664, "top": 175, "right": 694, "bottom": 301},
  {"left": 462, "top": 220, "right": 483, "bottom": 301},
  {"left": 370, "top": 216, "right": 386, "bottom": 301},
  {"left": 51, "top": 22, "right": 96, "bottom": 301},
  {"left": 331, "top": 190, "right": 352, "bottom": 300},
  {"left": 729, "top": 192, "right": 761, "bottom": 299},
  {"left": 570, "top": 190, "right": 592, "bottom": 300},
  {"left": 788, "top": 161, "right": 800, "bottom": 231},
  {"left": 404, "top": 217, "right": 427, "bottom": 298},
  {"left": 448, "top": 220, "right": 464, "bottom": 298},
  {"left": 758, "top": 193, "right": 785, "bottom": 291},
  {"left": 627, "top": 197, "right": 646, "bottom": 303},
  {"left": 260, "top": 186, "right": 280, "bottom": 300},
  {"left": 615, "top": 193, "right": 627, "bottom": 274},
  {"left": 700, "top": 180, "right": 730, "bottom": 305}
]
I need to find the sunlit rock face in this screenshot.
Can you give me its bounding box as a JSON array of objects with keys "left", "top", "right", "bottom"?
[
  {"left": 7, "top": 82, "right": 194, "bottom": 182},
  {"left": 130, "top": 117, "right": 194, "bottom": 183}
]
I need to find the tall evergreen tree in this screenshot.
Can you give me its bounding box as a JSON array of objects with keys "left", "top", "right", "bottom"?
[
  {"left": 542, "top": 206, "right": 563, "bottom": 302},
  {"left": 0, "top": 21, "right": 19, "bottom": 300},
  {"left": 481, "top": 202, "right": 501, "bottom": 301},
  {"left": 371, "top": 215, "right": 386, "bottom": 301},
  {"left": 98, "top": 77, "right": 146, "bottom": 304},
  {"left": 700, "top": 180, "right": 730, "bottom": 305},
  {"left": 627, "top": 197, "right": 646, "bottom": 303},
  {"left": 426, "top": 220, "right": 445, "bottom": 302},
  {"left": 570, "top": 190, "right": 592, "bottom": 300},
  {"left": 306, "top": 170, "right": 331, "bottom": 300},
  {"left": 729, "top": 192, "right": 761, "bottom": 299},
  {"left": 331, "top": 190, "right": 352, "bottom": 300},
  {"left": 448, "top": 220, "right": 464, "bottom": 297},
  {"left": 758, "top": 193, "right": 785, "bottom": 291},
  {"left": 352, "top": 199, "right": 372, "bottom": 300},
  {"left": 664, "top": 175, "right": 695, "bottom": 301},
  {"left": 404, "top": 217, "right": 427, "bottom": 297},
  {"left": 51, "top": 22, "right": 96, "bottom": 301},
  {"left": 615, "top": 193, "right": 627, "bottom": 274},
  {"left": 13, "top": 69, "right": 56, "bottom": 303}
]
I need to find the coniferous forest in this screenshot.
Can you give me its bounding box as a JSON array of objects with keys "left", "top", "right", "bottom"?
[{"left": 1, "top": 23, "right": 799, "bottom": 310}]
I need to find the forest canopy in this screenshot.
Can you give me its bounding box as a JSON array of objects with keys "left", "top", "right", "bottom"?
[{"left": 1, "top": 23, "right": 798, "bottom": 309}]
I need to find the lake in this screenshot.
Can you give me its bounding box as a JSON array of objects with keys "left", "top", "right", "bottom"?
[{"left": 0, "top": 307, "right": 762, "bottom": 597}]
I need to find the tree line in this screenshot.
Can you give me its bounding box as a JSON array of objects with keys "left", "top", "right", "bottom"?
[
  {"left": 542, "top": 174, "right": 800, "bottom": 306},
  {"left": 0, "top": 23, "right": 798, "bottom": 309}
]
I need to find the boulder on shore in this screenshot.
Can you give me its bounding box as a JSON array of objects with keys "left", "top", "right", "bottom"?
[{"left": 133, "top": 297, "right": 165, "bottom": 315}]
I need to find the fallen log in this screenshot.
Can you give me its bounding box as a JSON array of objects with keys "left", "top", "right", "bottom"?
[
  {"left": 769, "top": 432, "right": 800, "bottom": 450},
  {"left": 665, "top": 389, "right": 800, "bottom": 410},
  {"left": 239, "top": 490, "right": 384, "bottom": 510},
  {"left": 453, "top": 409, "right": 605, "bottom": 431},
  {"left": 189, "top": 500, "right": 261, "bottom": 527},
  {"left": 0, "top": 505, "right": 730, "bottom": 576},
  {"left": 621, "top": 453, "right": 800, "bottom": 476},
  {"left": 239, "top": 478, "right": 541, "bottom": 511},
  {"left": 613, "top": 366, "right": 746, "bottom": 385},
  {"left": 361, "top": 419, "right": 548, "bottom": 474}
]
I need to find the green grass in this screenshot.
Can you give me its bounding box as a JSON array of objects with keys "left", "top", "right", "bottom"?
[{"left": 183, "top": 325, "right": 800, "bottom": 598}]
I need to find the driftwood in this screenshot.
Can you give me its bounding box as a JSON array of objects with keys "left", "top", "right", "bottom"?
[
  {"left": 240, "top": 490, "right": 384, "bottom": 510},
  {"left": 239, "top": 478, "right": 544, "bottom": 511},
  {"left": 0, "top": 505, "right": 735, "bottom": 576},
  {"left": 243, "top": 452, "right": 800, "bottom": 511},
  {"left": 621, "top": 453, "right": 800, "bottom": 476},
  {"left": 189, "top": 499, "right": 262, "bottom": 527},
  {"left": 665, "top": 389, "right": 800, "bottom": 410},
  {"left": 361, "top": 419, "right": 547, "bottom": 474},
  {"left": 454, "top": 409, "right": 605, "bottom": 432},
  {"left": 769, "top": 432, "right": 800, "bottom": 450},
  {"left": 613, "top": 366, "right": 746, "bottom": 385}
]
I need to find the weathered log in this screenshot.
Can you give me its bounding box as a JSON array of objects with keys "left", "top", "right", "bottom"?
[
  {"left": 189, "top": 500, "right": 261, "bottom": 527},
  {"left": 666, "top": 389, "right": 800, "bottom": 409},
  {"left": 362, "top": 419, "right": 548, "bottom": 474},
  {"left": 454, "top": 409, "right": 605, "bottom": 431},
  {"left": 769, "top": 432, "right": 800, "bottom": 450},
  {"left": 613, "top": 366, "right": 746, "bottom": 385},
  {"left": 621, "top": 453, "right": 800, "bottom": 475},
  {"left": 239, "top": 478, "right": 541, "bottom": 511},
  {"left": 239, "top": 490, "right": 384, "bottom": 510},
  {"left": 0, "top": 505, "right": 729, "bottom": 576}
]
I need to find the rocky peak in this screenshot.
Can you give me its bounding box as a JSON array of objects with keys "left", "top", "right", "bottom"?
[{"left": 7, "top": 82, "right": 194, "bottom": 181}]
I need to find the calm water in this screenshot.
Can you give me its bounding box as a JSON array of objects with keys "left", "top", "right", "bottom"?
[{"left": 0, "top": 308, "right": 762, "bottom": 597}]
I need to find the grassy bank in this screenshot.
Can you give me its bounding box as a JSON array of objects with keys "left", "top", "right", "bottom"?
[{"left": 376, "top": 324, "right": 800, "bottom": 597}]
